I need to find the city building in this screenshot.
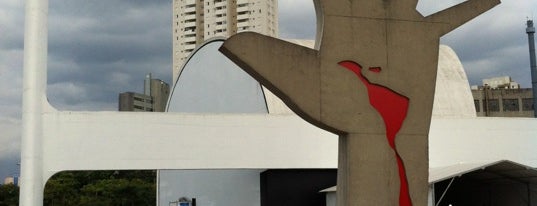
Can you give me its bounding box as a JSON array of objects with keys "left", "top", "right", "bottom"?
[
  {"left": 172, "top": 0, "right": 278, "bottom": 83},
  {"left": 469, "top": 20, "right": 537, "bottom": 118},
  {"left": 119, "top": 74, "right": 170, "bottom": 112},
  {"left": 3, "top": 176, "right": 18, "bottom": 186},
  {"left": 471, "top": 76, "right": 534, "bottom": 117},
  {"left": 476, "top": 20, "right": 537, "bottom": 118},
  {"left": 477, "top": 76, "right": 520, "bottom": 89}
]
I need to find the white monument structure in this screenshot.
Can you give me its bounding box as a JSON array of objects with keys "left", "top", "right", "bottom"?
[
  {"left": 21, "top": 0, "right": 537, "bottom": 206},
  {"left": 160, "top": 39, "right": 537, "bottom": 205}
]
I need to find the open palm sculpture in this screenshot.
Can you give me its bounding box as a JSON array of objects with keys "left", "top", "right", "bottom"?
[{"left": 220, "top": 0, "right": 500, "bottom": 205}]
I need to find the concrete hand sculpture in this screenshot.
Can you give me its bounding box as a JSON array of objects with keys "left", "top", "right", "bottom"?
[{"left": 220, "top": 0, "right": 500, "bottom": 205}]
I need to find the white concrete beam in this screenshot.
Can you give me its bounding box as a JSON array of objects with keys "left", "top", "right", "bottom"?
[{"left": 42, "top": 111, "right": 339, "bottom": 181}]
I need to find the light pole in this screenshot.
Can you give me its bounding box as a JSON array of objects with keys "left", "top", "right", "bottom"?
[{"left": 526, "top": 19, "right": 536, "bottom": 117}]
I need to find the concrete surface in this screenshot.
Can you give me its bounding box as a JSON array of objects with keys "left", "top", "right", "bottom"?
[{"left": 220, "top": 0, "right": 500, "bottom": 205}]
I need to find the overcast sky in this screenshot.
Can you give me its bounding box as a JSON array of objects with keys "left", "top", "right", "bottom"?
[{"left": 0, "top": 0, "right": 535, "bottom": 180}]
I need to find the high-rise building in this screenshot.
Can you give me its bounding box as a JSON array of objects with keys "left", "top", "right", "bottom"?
[
  {"left": 119, "top": 74, "right": 170, "bottom": 112},
  {"left": 172, "top": 0, "right": 278, "bottom": 82}
]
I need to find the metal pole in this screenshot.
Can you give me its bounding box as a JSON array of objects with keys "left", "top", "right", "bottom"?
[
  {"left": 526, "top": 20, "right": 537, "bottom": 117},
  {"left": 156, "top": 170, "right": 160, "bottom": 206},
  {"left": 20, "top": 0, "right": 48, "bottom": 205},
  {"left": 526, "top": 183, "right": 531, "bottom": 206},
  {"left": 484, "top": 85, "right": 490, "bottom": 116},
  {"left": 428, "top": 184, "right": 436, "bottom": 206},
  {"left": 436, "top": 177, "right": 456, "bottom": 206}
]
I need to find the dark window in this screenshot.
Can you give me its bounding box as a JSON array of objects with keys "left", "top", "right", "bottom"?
[
  {"left": 502, "top": 99, "right": 519, "bottom": 112},
  {"left": 261, "top": 170, "right": 337, "bottom": 206},
  {"left": 522, "top": 98, "right": 534, "bottom": 111},
  {"left": 474, "top": 100, "right": 480, "bottom": 112},
  {"left": 486, "top": 99, "right": 499, "bottom": 112}
]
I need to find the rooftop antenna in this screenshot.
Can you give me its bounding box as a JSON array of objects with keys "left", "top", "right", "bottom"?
[{"left": 526, "top": 19, "right": 537, "bottom": 117}]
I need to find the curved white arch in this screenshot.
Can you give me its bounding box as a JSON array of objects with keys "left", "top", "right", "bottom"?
[{"left": 168, "top": 39, "right": 268, "bottom": 114}]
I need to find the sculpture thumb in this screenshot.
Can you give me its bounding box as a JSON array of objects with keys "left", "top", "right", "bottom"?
[{"left": 219, "top": 32, "right": 328, "bottom": 132}]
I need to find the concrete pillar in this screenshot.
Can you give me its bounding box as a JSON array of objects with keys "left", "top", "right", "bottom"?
[
  {"left": 428, "top": 185, "right": 435, "bottom": 206},
  {"left": 20, "top": 0, "right": 48, "bottom": 205}
]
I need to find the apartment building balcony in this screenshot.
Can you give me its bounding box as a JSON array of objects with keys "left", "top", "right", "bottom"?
[
  {"left": 183, "top": 15, "right": 197, "bottom": 22},
  {"left": 184, "top": 21, "right": 196, "bottom": 28},
  {"left": 237, "top": 5, "right": 249, "bottom": 13},
  {"left": 183, "top": 29, "right": 196, "bottom": 36},
  {"left": 214, "top": 15, "right": 226, "bottom": 21},
  {"left": 183, "top": 43, "right": 196, "bottom": 51},
  {"left": 180, "top": 40, "right": 195, "bottom": 45},
  {"left": 214, "top": 9, "right": 226, "bottom": 16},
  {"left": 237, "top": 21, "right": 249, "bottom": 28},
  {"left": 184, "top": 0, "right": 196, "bottom": 6},
  {"left": 237, "top": 0, "right": 249, "bottom": 5},
  {"left": 237, "top": 11, "right": 250, "bottom": 17},
  {"left": 215, "top": 24, "right": 226, "bottom": 30},
  {"left": 184, "top": 6, "right": 196, "bottom": 13},
  {"left": 183, "top": 36, "right": 197, "bottom": 44},
  {"left": 214, "top": 1, "right": 226, "bottom": 7}
]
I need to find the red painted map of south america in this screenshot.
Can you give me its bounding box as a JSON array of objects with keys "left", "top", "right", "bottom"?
[{"left": 339, "top": 61, "right": 412, "bottom": 206}]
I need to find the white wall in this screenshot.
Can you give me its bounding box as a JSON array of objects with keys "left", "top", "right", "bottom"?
[{"left": 429, "top": 117, "right": 537, "bottom": 168}]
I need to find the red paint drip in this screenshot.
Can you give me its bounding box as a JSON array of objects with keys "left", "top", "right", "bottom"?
[
  {"left": 339, "top": 61, "right": 412, "bottom": 206},
  {"left": 369, "top": 67, "right": 382, "bottom": 73}
]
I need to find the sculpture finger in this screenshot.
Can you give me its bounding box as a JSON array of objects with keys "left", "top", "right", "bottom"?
[{"left": 425, "top": 0, "right": 500, "bottom": 35}]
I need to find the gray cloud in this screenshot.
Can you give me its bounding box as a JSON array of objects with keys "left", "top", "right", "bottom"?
[
  {"left": 0, "top": 0, "right": 24, "bottom": 51},
  {"left": 0, "top": 117, "right": 21, "bottom": 180},
  {"left": 46, "top": 0, "right": 173, "bottom": 110},
  {"left": 441, "top": 0, "right": 537, "bottom": 87},
  {"left": 0, "top": 0, "right": 24, "bottom": 180},
  {"left": 278, "top": 0, "right": 316, "bottom": 39}
]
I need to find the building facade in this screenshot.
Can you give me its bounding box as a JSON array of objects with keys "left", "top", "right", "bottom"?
[
  {"left": 172, "top": 0, "right": 278, "bottom": 82},
  {"left": 119, "top": 74, "right": 170, "bottom": 112},
  {"left": 472, "top": 76, "right": 521, "bottom": 89},
  {"left": 472, "top": 88, "right": 534, "bottom": 117},
  {"left": 118, "top": 92, "right": 154, "bottom": 112},
  {"left": 470, "top": 76, "right": 534, "bottom": 117}
]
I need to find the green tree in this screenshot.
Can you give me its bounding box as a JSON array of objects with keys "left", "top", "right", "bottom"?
[
  {"left": 44, "top": 170, "right": 156, "bottom": 206},
  {"left": 79, "top": 178, "right": 154, "bottom": 206},
  {"left": 44, "top": 172, "right": 81, "bottom": 205},
  {"left": 0, "top": 184, "right": 19, "bottom": 206}
]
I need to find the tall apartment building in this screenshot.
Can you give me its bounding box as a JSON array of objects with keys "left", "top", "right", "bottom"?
[
  {"left": 119, "top": 74, "right": 170, "bottom": 112},
  {"left": 172, "top": 0, "right": 278, "bottom": 82}
]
